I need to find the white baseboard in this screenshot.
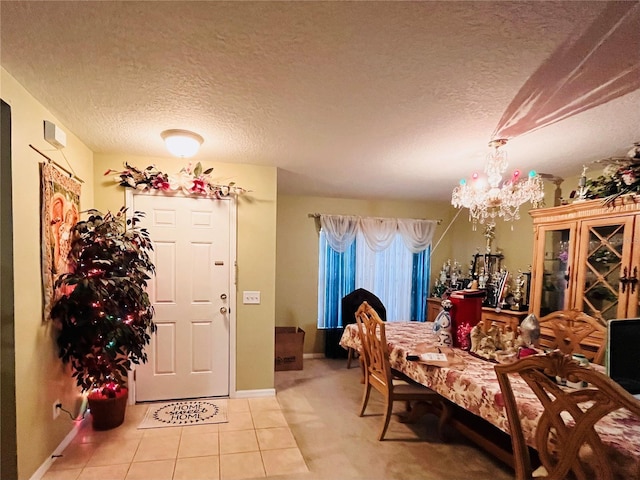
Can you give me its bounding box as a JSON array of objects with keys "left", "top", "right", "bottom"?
[
  {"left": 303, "top": 353, "right": 325, "bottom": 359},
  {"left": 29, "top": 418, "right": 86, "bottom": 480},
  {"left": 232, "top": 388, "right": 276, "bottom": 398}
]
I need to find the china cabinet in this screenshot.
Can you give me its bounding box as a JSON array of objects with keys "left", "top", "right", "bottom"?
[{"left": 529, "top": 196, "right": 640, "bottom": 321}]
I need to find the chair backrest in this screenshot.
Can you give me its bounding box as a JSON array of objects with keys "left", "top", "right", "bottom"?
[
  {"left": 495, "top": 350, "right": 640, "bottom": 480},
  {"left": 342, "top": 288, "right": 386, "bottom": 326},
  {"left": 537, "top": 309, "right": 606, "bottom": 364},
  {"left": 356, "top": 301, "right": 392, "bottom": 392},
  {"left": 354, "top": 301, "right": 370, "bottom": 368}
]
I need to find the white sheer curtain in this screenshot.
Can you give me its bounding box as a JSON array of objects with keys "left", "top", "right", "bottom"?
[
  {"left": 359, "top": 217, "right": 398, "bottom": 252},
  {"left": 319, "top": 215, "right": 358, "bottom": 252},
  {"left": 397, "top": 218, "right": 438, "bottom": 253},
  {"left": 355, "top": 232, "right": 414, "bottom": 321},
  {"left": 318, "top": 214, "right": 438, "bottom": 322},
  {"left": 319, "top": 215, "right": 438, "bottom": 253}
]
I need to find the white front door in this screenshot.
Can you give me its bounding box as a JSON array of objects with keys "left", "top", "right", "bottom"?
[{"left": 132, "top": 193, "right": 234, "bottom": 401}]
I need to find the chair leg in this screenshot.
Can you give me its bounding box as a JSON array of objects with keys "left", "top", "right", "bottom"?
[
  {"left": 378, "top": 397, "right": 394, "bottom": 441},
  {"left": 347, "top": 347, "right": 354, "bottom": 368},
  {"left": 359, "top": 383, "right": 371, "bottom": 417}
]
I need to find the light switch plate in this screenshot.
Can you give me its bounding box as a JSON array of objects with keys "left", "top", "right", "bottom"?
[{"left": 243, "top": 291, "right": 261, "bottom": 304}]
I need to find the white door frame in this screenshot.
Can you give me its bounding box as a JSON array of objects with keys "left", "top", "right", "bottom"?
[{"left": 125, "top": 189, "right": 237, "bottom": 404}]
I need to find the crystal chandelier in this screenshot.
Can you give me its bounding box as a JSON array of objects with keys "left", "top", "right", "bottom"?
[{"left": 451, "top": 139, "right": 545, "bottom": 229}]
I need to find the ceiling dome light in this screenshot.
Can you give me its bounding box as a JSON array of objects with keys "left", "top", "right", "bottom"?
[{"left": 161, "top": 129, "right": 204, "bottom": 158}]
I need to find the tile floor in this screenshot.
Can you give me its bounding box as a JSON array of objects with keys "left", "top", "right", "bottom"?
[
  {"left": 41, "top": 359, "right": 514, "bottom": 480},
  {"left": 42, "top": 397, "right": 308, "bottom": 480}
]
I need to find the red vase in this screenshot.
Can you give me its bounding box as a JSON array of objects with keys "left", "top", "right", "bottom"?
[{"left": 87, "top": 387, "right": 128, "bottom": 430}]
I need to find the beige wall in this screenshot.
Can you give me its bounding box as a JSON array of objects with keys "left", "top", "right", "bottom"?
[
  {"left": 274, "top": 180, "right": 584, "bottom": 358},
  {"left": 275, "top": 195, "right": 453, "bottom": 354},
  {"left": 1, "top": 68, "right": 94, "bottom": 480},
  {"left": 93, "top": 155, "right": 278, "bottom": 391},
  {"left": 447, "top": 206, "right": 537, "bottom": 276}
]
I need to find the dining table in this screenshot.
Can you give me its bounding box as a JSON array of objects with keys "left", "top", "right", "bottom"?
[{"left": 339, "top": 321, "right": 640, "bottom": 477}]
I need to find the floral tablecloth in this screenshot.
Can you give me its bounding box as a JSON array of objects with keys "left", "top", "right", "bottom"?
[{"left": 340, "top": 322, "right": 640, "bottom": 476}]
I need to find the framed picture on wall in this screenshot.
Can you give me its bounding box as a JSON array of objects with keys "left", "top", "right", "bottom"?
[{"left": 41, "top": 161, "right": 81, "bottom": 321}]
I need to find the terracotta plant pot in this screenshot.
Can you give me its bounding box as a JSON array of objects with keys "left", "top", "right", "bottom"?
[{"left": 87, "top": 387, "right": 128, "bottom": 430}]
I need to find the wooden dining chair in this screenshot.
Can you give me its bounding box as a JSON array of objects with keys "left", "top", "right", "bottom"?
[
  {"left": 537, "top": 309, "right": 607, "bottom": 364},
  {"left": 342, "top": 288, "right": 386, "bottom": 368},
  {"left": 495, "top": 350, "right": 640, "bottom": 480},
  {"left": 354, "top": 301, "right": 408, "bottom": 400},
  {"left": 356, "top": 301, "right": 446, "bottom": 441}
]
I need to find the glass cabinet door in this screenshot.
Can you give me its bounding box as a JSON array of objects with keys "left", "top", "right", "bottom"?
[
  {"left": 533, "top": 225, "right": 576, "bottom": 317},
  {"left": 541, "top": 228, "right": 572, "bottom": 316},
  {"left": 575, "top": 216, "right": 635, "bottom": 321}
]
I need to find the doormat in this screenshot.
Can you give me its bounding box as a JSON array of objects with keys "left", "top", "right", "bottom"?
[{"left": 138, "top": 399, "right": 228, "bottom": 429}]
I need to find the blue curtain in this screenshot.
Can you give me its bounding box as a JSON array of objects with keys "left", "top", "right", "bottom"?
[
  {"left": 319, "top": 232, "right": 430, "bottom": 327},
  {"left": 410, "top": 246, "right": 430, "bottom": 322},
  {"left": 319, "top": 234, "right": 356, "bottom": 328}
]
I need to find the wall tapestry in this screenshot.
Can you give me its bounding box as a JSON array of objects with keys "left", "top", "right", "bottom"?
[{"left": 41, "top": 161, "right": 81, "bottom": 321}]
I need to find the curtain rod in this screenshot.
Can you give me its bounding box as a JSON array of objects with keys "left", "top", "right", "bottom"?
[
  {"left": 29, "top": 144, "right": 84, "bottom": 183},
  {"left": 307, "top": 213, "right": 442, "bottom": 224}
]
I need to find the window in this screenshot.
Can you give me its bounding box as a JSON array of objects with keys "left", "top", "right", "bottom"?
[{"left": 317, "top": 215, "right": 436, "bottom": 328}]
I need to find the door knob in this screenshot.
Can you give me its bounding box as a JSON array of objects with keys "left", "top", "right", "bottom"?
[
  {"left": 220, "top": 293, "right": 227, "bottom": 300},
  {"left": 220, "top": 306, "right": 228, "bottom": 314}
]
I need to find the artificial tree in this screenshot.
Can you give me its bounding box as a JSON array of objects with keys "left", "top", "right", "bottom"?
[{"left": 51, "top": 207, "right": 156, "bottom": 429}]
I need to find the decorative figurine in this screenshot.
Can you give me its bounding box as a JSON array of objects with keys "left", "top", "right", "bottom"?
[
  {"left": 439, "top": 263, "right": 448, "bottom": 284},
  {"left": 479, "top": 270, "right": 488, "bottom": 289},
  {"left": 479, "top": 336, "right": 497, "bottom": 359},
  {"left": 450, "top": 270, "right": 458, "bottom": 289},
  {"left": 484, "top": 224, "right": 495, "bottom": 253},
  {"left": 470, "top": 324, "right": 484, "bottom": 353},
  {"left": 501, "top": 325, "right": 516, "bottom": 352},
  {"left": 574, "top": 165, "right": 589, "bottom": 202},
  {"left": 519, "top": 313, "right": 540, "bottom": 347},
  {"left": 512, "top": 270, "right": 525, "bottom": 311},
  {"left": 432, "top": 279, "right": 447, "bottom": 298},
  {"left": 487, "top": 322, "right": 502, "bottom": 350},
  {"left": 433, "top": 299, "right": 453, "bottom": 346}
]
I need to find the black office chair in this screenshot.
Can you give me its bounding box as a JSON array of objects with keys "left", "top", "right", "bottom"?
[{"left": 341, "top": 288, "right": 386, "bottom": 368}]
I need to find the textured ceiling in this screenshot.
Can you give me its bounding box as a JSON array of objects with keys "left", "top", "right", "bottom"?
[{"left": 1, "top": 1, "right": 639, "bottom": 201}]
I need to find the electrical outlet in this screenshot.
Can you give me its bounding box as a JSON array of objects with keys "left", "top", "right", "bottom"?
[
  {"left": 53, "top": 400, "right": 61, "bottom": 420},
  {"left": 243, "top": 291, "right": 261, "bottom": 304}
]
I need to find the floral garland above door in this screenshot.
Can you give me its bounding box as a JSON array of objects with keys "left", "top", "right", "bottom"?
[{"left": 105, "top": 162, "right": 246, "bottom": 198}]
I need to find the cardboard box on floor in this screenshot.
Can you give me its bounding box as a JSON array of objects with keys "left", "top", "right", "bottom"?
[{"left": 275, "top": 327, "right": 305, "bottom": 371}]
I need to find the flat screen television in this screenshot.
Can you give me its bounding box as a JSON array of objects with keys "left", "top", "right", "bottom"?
[{"left": 606, "top": 318, "right": 640, "bottom": 398}]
